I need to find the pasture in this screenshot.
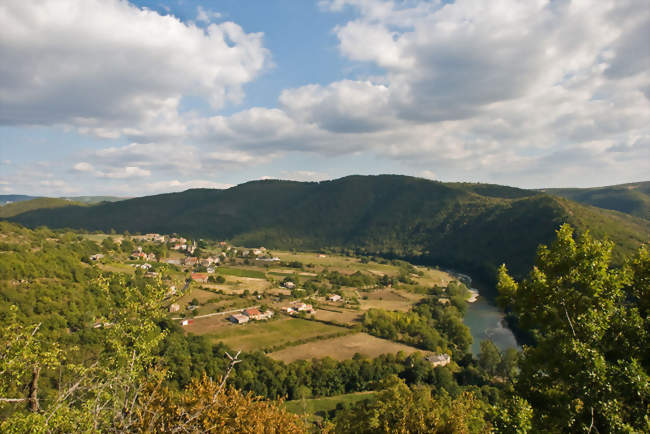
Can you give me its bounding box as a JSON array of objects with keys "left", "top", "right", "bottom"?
[
  {"left": 268, "top": 332, "right": 421, "bottom": 363},
  {"left": 207, "top": 318, "right": 347, "bottom": 352},
  {"left": 285, "top": 391, "right": 376, "bottom": 416}
]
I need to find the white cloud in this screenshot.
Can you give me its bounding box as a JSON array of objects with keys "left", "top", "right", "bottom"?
[
  {"left": 196, "top": 6, "right": 222, "bottom": 24},
  {"left": 98, "top": 166, "right": 151, "bottom": 179},
  {"left": 73, "top": 162, "right": 94, "bottom": 172},
  {"left": 0, "top": 0, "right": 270, "bottom": 140}
]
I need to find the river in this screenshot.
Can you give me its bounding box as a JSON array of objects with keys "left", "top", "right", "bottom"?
[
  {"left": 453, "top": 273, "right": 520, "bottom": 355},
  {"left": 464, "top": 293, "right": 520, "bottom": 355}
]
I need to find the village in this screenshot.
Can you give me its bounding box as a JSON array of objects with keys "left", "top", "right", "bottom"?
[{"left": 85, "top": 231, "right": 469, "bottom": 368}]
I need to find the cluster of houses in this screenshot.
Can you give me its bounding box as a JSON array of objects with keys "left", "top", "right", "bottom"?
[
  {"left": 130, "top": 246, "right": 156, "bottom": 261},
  {"left": 281, "top": 302, "right": 316, "bottom": 315},
  {"left": 228, "top": 307, "right": 274, "bottom": 324},
  {"left": 136, "top": 233, "right": 166, "bottom": 243}
]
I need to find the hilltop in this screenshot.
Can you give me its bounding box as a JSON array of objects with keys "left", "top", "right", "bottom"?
[
  {"left": 540, "top": 181, "right": 650, "bottom": 221},
  {"left": 5, "top": 175, "right": 649, "bottom": 285},
  {"left": 0, "top": 197, "right": 87, "bottom": 218}
]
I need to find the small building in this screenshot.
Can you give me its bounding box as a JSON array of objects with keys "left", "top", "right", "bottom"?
[
  {"left": 328, "top": 294, "right": 342, "bottom": 302},
  {"left": 181, "top": 319, "right": 193, "bottom": 326},
  {"left": 131, "top": 251, "right": 147, "bottom": 260},
  {"left": 169, "top": 303, "right": 180, "bottom": 313},
  {"left": 283, "top": 302, "right": 315, "bottom": 315},
  {"left": 260, "top": 310, "right": 274, "bottom": 320},
  {"left": 229, "top": 314, "right": 250, "bottom": 324},
  {"left": 89, "top": 254, "right": 104, "bottom": 261},
  {"left": 426, "top": 353, "right": 451, "bottom": 367},
  {"left": 184, "top": 257, "right": 198, "bottom": 267},
  {"left": 283, "top": 281, "right": 296, "bottom": 289},
  {"left": 243, "top": 308, "right": 262, "bottom": 320},
  {"left": 438, "top": 298, "right": 450, "bottom": 305},
  {"left": 191, "top": 273, "right": 208, "bottom": 283}
]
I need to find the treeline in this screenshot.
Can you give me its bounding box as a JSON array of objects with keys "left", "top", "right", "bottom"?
[{"left": 362, "top": 282, "right": 472, "bottom": 357}]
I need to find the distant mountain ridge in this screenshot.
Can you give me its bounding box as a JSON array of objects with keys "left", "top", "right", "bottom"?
[
  {"left": 5, "top": 175, "right": 649, "bottom": 288},
  {"left": 0, "top": 194, "right": 39, "bottom": 205},
  {"left": 539, "top": 181, "right": 650, "bottom": 221}
]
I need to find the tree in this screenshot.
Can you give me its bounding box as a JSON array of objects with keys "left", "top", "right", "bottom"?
[
  {"left": 334, "top": 376, "right": 490, "bottom": 433},
  {"left": 478, "top": 340, "right": 501, "bottom": 378},
  {"left": 497, "top": 224, "right": 649, "bottom": 432}
]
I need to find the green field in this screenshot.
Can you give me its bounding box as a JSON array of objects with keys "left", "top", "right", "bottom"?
[
  {"left": 207, "top": 318, "right": 347, "bottom": 352},
  {"left": 216, "top": 266, "right": 266, "bottom": 279},
  {"left": 285, "top": 391, "right": 376, "bottom": 416}
]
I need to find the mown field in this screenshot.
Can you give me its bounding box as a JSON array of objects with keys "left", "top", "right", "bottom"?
[
  {"left": 207, "top": 317, "right": 348, "bottom": 352},
  {"left": 268, "top": 332, "right": 421, "bottom": 363}
]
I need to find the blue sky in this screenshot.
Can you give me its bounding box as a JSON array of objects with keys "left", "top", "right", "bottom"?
[{"left": 1, "top": 0, "right": 648, "bottom": 196}]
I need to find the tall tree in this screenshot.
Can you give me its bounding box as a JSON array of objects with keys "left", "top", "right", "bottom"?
[{"left": 498, "top": 224, "right": 649, "bottom": 432}]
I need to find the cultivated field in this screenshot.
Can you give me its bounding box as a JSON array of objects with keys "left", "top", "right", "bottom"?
[
  {"left": 313, "top": 308, "right": 361, "bottom": 325},
  {"left": 208, "top": 318, "right": 347, "bottom": 352},
  {"left": 268, "top": 332, "right": 421, "bottom": 363},
  {"left": 359, "top": 288, "right": 426, "bottom": 312}
]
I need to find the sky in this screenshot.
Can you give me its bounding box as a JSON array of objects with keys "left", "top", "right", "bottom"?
[{"left": 1, "top": 0, "right": 649, "bottom": 197}]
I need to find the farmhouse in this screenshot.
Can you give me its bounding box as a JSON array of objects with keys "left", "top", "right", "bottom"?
[
  {"left": 328, "top": 294, "right": 342, "bottom": 302},
  {"left": 243, "top": 308, "right": 263, "bottom": 320},
  {"left": 131, "top": 251, "right": 147, "bottom": 260},
  {"left": 228, "top": 314, "right": 250, "bottom": 324},
  {"left": 425, "top": 353, "right": 451, "bottom": 367},
  {"left": 283, "top": 302, "right": 315, "bottom": 315},
  {"left": 191, "top": 273, "right": 208, "bottom": 283},
  {"left": 283, "top": 281, "right": 296, "bottom": 289},
  {"left": 89, "top": 253, "right": 104, "bottom": 261}
]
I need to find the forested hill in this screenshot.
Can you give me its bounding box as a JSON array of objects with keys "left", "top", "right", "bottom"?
[
  {"left": 6, "top": 175, "right": 650, "bottom": 284},
  {"left": 0, "top": 197, "right": 87, "bottom": 218},
  {"left": 540, "top": 181, "right": 650, "bottom": 221}
]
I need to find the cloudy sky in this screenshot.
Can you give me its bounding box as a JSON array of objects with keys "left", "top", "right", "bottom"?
[{"left": 1, "top": 0, "right": 648, "bottom": 196}]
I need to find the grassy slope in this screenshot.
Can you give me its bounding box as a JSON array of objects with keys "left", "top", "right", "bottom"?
[
  {"left": 0, "top": 197, "right": 86, "bottom": 218},
  {"left": 6, "top": 175, "right": 649, "bottom": 284},
  {"left": 540, "top": 181, "right": 650, "bottom": 220}
]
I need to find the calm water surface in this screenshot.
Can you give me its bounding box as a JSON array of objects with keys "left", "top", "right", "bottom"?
[{"left": 464, "top": 290, "right": 520, "bottom": 355}]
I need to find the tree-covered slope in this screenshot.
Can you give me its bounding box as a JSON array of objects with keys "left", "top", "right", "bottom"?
[
  {"left": 6, "top": 175, "right": 649, "bottom": 283},
  {"left": 0, "top": 197, "right": 86, "bottom": 218},
  {"left": 540, "top": 181, "right": 650, "bottom": 220}
]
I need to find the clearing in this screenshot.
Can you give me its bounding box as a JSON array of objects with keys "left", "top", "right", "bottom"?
[
  {"left": 268, "top": 332, "right": 421, "bottom": 363},
  {"left": 207, "top": 317, "right": 347, "bottom": 352}
]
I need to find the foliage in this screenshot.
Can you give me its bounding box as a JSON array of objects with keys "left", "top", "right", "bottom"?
[
  {"left": 133, "top": 375, "right": 306, "bottom": 433},
  {"left": 7, "top": 176, "right": 649, "bottom": 287},
  {"left": 334, "top": 376, "right": 490, "bottom": 433},
  {"left": 497, "top": 224, "right": 649, "bottom": 432},
  {"left": 362, "top": 293, "right": 472, "bottom": 357},
  {"left": 543, "top": 180, "right": 650, "bottom": 221}
]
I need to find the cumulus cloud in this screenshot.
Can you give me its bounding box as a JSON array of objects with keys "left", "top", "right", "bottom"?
[
  {"left": 0, "top": 0, "right": 270, "bottom": 140},
  {"left": 194, "top": 0, "right": 648, "bottom": 187}
]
